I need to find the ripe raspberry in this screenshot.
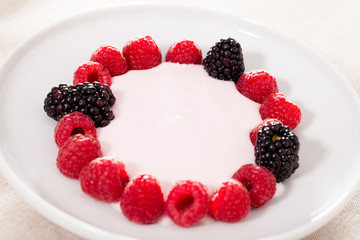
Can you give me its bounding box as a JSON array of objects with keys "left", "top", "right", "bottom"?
[
  {"left": 122, "top": 36, "right": 162, "bottom": 70},
  {"left": 165, "top": 180, "right": 211, "bottom": 227},
  {"left": 165, "top": 40, "right": 202, "bottom": 64},
  {"left": 90, "top": 44, "right": 128, "bottom": 76},
  {"left": 236, "top": 70, "right": 278, "bottom": 103},
  {"left": 120, "top": 174, "right": 164, "bottom": 224},
  {"left": 73, "top": 61, "right": 112, "bottom": 86},
  {"left": 259, "top": 93, "right": 302, "bottom": 129},
  {"left": 54, "top": 112, "right": 97, "bottom": 148},
  {"left": 79, "top": 156, "right": 129, "bottom": 202},
  {"left": 209, "top": 179, "right": 250, "bottom": 222},
  {"left": 232, "top": 164, "right": 276, "bottom": 208},
  {"left": 56, "top": 134, "right": 101, "bottom": 178},
  {"left": 250, "top": 118, "right": 282, "bottom": 145}
]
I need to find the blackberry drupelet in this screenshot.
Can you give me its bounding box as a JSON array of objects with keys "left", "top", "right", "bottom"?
[
  {"left": 254, "top": 122, "right": 300, "bottom": 182},
  {"left": 44, "top": 81, "right": 116, "bottom": 127},
  {"left": 203, "top": 37, "right": 245, "bottom": 82}
]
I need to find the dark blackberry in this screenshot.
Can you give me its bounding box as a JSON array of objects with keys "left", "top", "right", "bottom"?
[
  {"left": 44, "top": 81, "right": 116, "bottom": 127},
  {"left": 202, "top": 37, "right": 245, "bottom": 82},
  {"left": 254, "top": 122, "right": 300, "bottom": 183}
]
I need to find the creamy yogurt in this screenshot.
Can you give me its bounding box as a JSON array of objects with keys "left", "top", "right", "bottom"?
[{"left": 98, "top": 62, "right": 262, "bottom": 192}]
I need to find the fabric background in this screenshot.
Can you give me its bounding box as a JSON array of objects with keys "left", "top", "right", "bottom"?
[{"left": 1, "top": 0, "right": 359, "bottom": 239}]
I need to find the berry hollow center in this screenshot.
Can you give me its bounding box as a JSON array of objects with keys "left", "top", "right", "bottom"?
[
  {"left": 176, "top": 194, "right": 194, "bottom": 212},
  {"left": 71, "top": 127, "right": 85, "bottom": 136},
  {"left": 88, "top": 72, "right": 99, "bottom": 83},
  {"left": 242, "top": 178, "right": 254, "bottom": 191}
]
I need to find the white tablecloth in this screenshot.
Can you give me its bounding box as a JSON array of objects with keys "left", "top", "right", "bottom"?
[{"left": 1, "top": 0, "right": 359, "bottom": 239}]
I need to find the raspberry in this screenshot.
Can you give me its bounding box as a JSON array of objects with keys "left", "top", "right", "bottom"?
[
  {"left": 165, "top": 40, "right": 202, "bottom": 64},
  {"left": 232, "top": 164, "right": 276, "bottom": 208},
  {"left": 56, "top": 134, "right": 101, "bottom": 178},
  {"left": 255, "top": 122, "right": 300, "bottom": 182},
  {"left": 122, "top": 36, "right": 162, "bottom": 70},
  {"left": 73, "top": 61, "right": 112, "bottom": 86},
  {"left": 236, "top": 70, "right": 278, "bottom": 103},
  {"left": 250, "top": 118, "right": 282, "bottom": 145},
  {"left": 44, "top": 82, "right": 116, "bottom": 127},
  {"left": 259, "top": 93, "right": 302, "bottom": 129},
  {"left": 120, "top": 174, "right": 164, "bottom": 224},
  {"left": 165, "top": 180, "right": 211, "bottom": 227},
  {"left": 54, "top": 112, "right": 97, "bottom": 148},
  {"left": 203, "top": 37, "right": 245, "bottom": 82},
  {"left": 90, "top": 44, "right": 128, "bottom": 76},
  {"left": 209, "top": 179, "right": 250, "bottom": 222},
  {"left": 79, "top": 156, "right": 129, "bottom": 202}
]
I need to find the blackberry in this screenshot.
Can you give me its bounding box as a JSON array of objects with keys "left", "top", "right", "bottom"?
[
  {"left": 44, "top": 81, "right": 116, "bottom": 127},
  {"left": 254, "top": 122, "right": 300, "bottom": 183},
  {"left": 203, "top": 37, "right": 245, "bottom": 82}
]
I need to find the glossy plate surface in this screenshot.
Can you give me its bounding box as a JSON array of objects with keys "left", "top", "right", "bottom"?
[{"left": 0, "top": 3, "right": 360, "bottom": 240}]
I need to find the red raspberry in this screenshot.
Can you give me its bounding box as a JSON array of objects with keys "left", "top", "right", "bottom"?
[
  {"left": 122, "top": 36, "right": 162, "bottom": 70},
  {"left": 90, "top": 44, "right": 128, "bottom": 76},
  {"left": 236, "top": 70, "right": 278, "bottom": 103},
  {"left": 250, "top": 118, "right": 282, "bottom": 145},
  {"left": 57, "top": 134, "right": 101, "bottom": 178},
  {"left": 232, "top": 164, "right": 277, "bottom": 208},
  {"left": 54, "top": 112, "right": 97, "bottom": 148},
  {"left": 80, "top": 156, "right": 129, "bottom": 202},
  {"left": 165, "top": 180, "right": 211, "bottom": 227},
  {"left": 259, "top": 93, "right": 302, "bottom": 129},
  {"left": 165, "top": 40, "right": 202, "bottom": 64},
  {"left": 120, "top": 174, "right": 164, "bottom": 224},
  {"left": 73, "top": 61, "right": 112, "bottom": 86},
  {"left": 209, "top": 179, "right": 250, "bottom": 222}
]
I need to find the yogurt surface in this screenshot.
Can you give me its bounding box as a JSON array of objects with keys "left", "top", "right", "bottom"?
[{"left": 98, "top": 62, "right": 261, "bottom": 191}]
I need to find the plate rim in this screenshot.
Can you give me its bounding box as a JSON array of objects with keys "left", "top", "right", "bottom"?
[{"left": 0, "top": 2, "right": 360, "bottom": 240}]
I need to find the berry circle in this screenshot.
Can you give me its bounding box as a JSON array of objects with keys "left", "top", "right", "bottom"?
[{"left": 48, "top": 36, "right": 301, "bottom": 227}]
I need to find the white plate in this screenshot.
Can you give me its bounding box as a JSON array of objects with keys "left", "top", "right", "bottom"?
[{"left": 1, "top": 3, "right": 360, "bottom": 240}]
